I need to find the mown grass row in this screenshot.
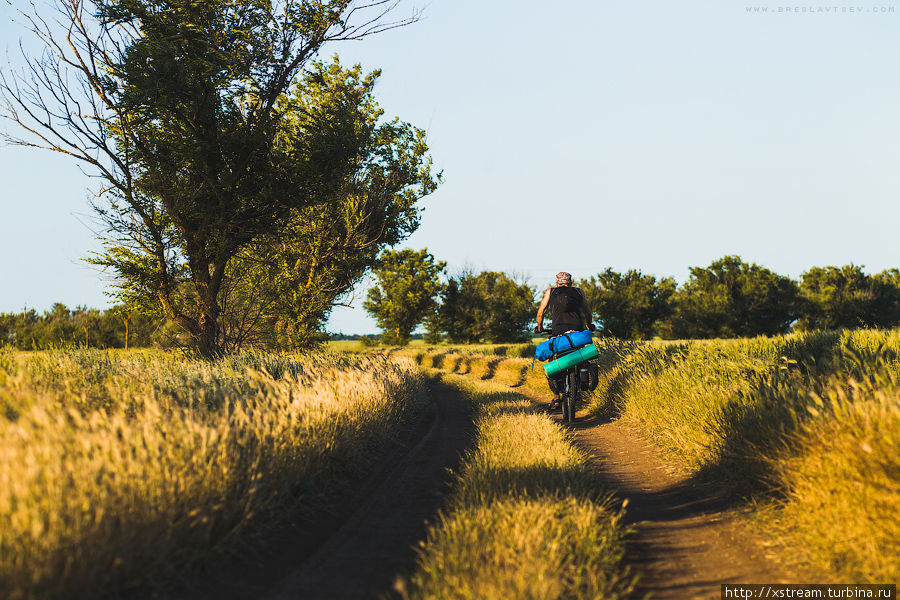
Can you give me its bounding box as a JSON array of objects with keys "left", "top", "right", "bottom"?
[
  {"left": 0, "top": 348, "right": 426, "bottom": 600},
  {"left": 400, "top": 373, "right": 634, "bottom": 599},
  {"left": 398, "top": 330, "right": 900, "bottom": 582}
]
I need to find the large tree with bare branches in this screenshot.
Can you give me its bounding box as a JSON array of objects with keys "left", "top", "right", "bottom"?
[{"left": 1, "top": 0, "right": 431, "bottom": 356}]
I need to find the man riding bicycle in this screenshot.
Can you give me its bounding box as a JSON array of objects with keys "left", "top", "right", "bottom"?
[{"left": 535, "top": 271, "right": 593, "bottom": 410}]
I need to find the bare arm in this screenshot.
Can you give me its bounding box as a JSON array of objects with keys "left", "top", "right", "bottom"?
[{"left": 536, "top": 288, "right": 552, "bottom": 330}]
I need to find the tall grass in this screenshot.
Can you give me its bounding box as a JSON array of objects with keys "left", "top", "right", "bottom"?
[
  {"left": 586, "top": 329, "right": 900, "bottom": 581},
  {"left": 767, "top": 369, "right": 900, "bottom": 580},
  {"left": 397, "top": 331, "right": 900, "bottom": 582},
  {"left": 0, "top": 348, "right": 425, "bottom": 600},
  {"left": 401, "top": 374, "right": 634, "bottom": 599}
]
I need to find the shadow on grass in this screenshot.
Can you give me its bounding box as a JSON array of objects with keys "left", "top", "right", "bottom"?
[
  {"left": 457, "top": 463, "right": 612, "bottom": 508},
  {"left": 427, "top": 352, "right": 448, "bottom": 370},
  {"left": 509, "top": 364, "right": 530, "bottom": 388},
  {"left": 480, "top": 357, "right": 503, "bottom": 381},
  {"left": 594, "top": 333, "right": 863, "bottom": 507}
]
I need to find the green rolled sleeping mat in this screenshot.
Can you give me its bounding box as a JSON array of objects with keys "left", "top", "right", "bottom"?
[{"left": 543, "top": 343, "right": 599, "bottom": 377}]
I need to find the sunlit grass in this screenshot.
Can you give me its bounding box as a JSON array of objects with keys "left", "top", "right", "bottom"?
[
  {"left": 401, "top": 374, "right": 634, "bottom": 600},
  {"left": 585, "top": 329, "right": 900, "bottom": 581},
  {"left": 401, "top": 330, "right": 900, "bottom": 582},
  {"left": 0, "top": 347, "right": 425, "bottom": 600}
]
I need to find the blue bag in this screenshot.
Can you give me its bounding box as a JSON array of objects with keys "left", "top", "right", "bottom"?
[{"left": 535, "top": 329, "right": 593, "bottom": 361}]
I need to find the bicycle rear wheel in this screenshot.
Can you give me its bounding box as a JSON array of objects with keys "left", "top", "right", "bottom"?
[{"left": 566, "top": 369, "right": 578, "bottom": 423}]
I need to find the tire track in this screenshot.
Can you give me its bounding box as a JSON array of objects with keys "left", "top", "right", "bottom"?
[
  {"left": 166, "top": 377, "right": 473, "bottom": 600},
  {"left": 422, "top": 355, "right": 805, "bottom": 599},
  {"left": 265, "top": 377, "right": 473, "bottom": 600},
  {"left": 564, "top": 411, "right": 797, "bottom": 599}
]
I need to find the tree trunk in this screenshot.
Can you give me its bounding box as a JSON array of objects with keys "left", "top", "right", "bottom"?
[
  {"left": 189, "top": 255, "right": 225, "bottom": 358},
  {"left": 195, "top": 309, "right": 220, "bottom": 358}
]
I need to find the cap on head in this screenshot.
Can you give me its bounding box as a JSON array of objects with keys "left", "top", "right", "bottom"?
[{"left": 555, "top": 272, "right": 572, "bottom": 286}]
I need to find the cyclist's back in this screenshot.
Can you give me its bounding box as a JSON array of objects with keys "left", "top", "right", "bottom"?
[
  {"left": 536, "top": 271, "right": 592, "bottom": 336},
  {"left": 548, "top": 286, "right": 585, "bottom": 336}
]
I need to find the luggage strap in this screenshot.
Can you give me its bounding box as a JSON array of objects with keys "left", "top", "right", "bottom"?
[{"left": 550, "top": 332, "right": 578, "bottom": 360}]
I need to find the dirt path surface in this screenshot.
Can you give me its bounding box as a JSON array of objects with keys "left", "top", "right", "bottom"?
[
  {"left": 264, "top": 377, "right": 472, "bottom": 600},
  {"left": 174, "top": 361, "right": 798, "bottom": 600},
  {"left": 558, "top": 405, "right": 796, "bottom": 600},
  {"left": 167, "top": 377, "right": 472, "bottom": 600}
]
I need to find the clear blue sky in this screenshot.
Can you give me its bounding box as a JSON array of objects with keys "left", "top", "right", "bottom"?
[{"left": 2, "top": 0, "right": 898, "bottom": 334}]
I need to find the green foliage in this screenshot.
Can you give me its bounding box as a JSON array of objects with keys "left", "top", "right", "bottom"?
[
  {"left": 662, "top": 255, "right": 800, "bottom": 338},
  {"left": 0, "top": 304, "right": 168, "bottom": 350},
  {"left": 211, "top": 59, "right": 439, "bottom": 350},
  {"left": 364, "top": 248, "right": 446, "bottom": 345},
  {"left": 798, "top": 265, "right": 900, "bottom": 330},
  {"left": 5, "top": 0, "right": 427, "bottom": 356},
  {"left": 578, "top": 269, "right": 675, "bottom": 340},
  {"left": 435, "top": 271, "right": 536, "bottom": 344}
]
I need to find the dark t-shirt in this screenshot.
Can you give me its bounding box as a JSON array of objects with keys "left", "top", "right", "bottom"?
[{"left": 549, "top": 286, "right": 585, "bottom": 336}]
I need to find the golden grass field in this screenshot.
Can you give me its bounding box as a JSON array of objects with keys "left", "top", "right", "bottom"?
[
  {"left": 400, "top": 373, "right": 634, "bottom": 599},
  {"left": 0, "top": 348, "right": 426, "bottom": 599},
  {"left": 399, "top": 329, "right": 900, "bottom": 583},
  {"left": 2, "top": 327, "right": 897, "bottom": 597}
]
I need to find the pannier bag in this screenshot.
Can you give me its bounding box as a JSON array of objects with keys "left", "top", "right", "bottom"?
[
  {"left": 547, "top": 362, "right": 599, "bottom": 393},
  {"left": 535, "top": 329, "right": 593, "bottom": 361},
  {"left": 579, "top": 362, "right": 600, "bottom": 391},
  {"left": 544, "top": 343, "right": 600, "bottom": 377}
]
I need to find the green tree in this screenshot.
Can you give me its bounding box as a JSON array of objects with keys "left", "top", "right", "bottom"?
[
  {"left": 364, "top": 249, "right": 445, "bottom": 345},
  {"left": 436, "top": 270, "right": 536, "bottom": 343},
  {"left": 663, "top": 255, "right": 800, "bottom": 338},
  {"left": 578, "top": 269, "right": 676, "bottom": 339},
  {"left": 2, "top": 0, "right": 422, "bottom": 356},
  {"left": 798, "top": 265, "right": 900, "bottom": 330},
  {"left": 217, "top": 60, "right": 438, "bottom": 350},
  {"left": 873, "top": 269, "right": 900, "bottom": 327}
]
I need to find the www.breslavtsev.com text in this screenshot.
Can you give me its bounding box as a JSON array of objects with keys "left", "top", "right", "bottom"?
[{"left": 745, "top": 5, "right": 895, "bottom": 12}]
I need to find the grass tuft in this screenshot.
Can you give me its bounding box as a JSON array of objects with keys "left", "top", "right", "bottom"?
[{"left": 401, "top": 374, "right": 634, "bottom": 600}]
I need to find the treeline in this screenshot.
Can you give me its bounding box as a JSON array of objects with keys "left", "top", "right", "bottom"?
[
  {"left": 363, "top": 249, "right": 535, "bottom": 344},
  {"left": 0, "top": 304, "right": 173, "bottom": 350},
  {"left": 11, "top": 256, "right": 898, "bottom": 349},
  {"left": 584, "top": 256, "right": 900, "bottom": 340},
  {"left": 363, "top": 251, "right": 900, "bottom": 343}
]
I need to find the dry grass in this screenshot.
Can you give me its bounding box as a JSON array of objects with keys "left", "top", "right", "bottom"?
[
  {"left": 397, "top": 331, "right": 900, "bottom": 582},
  {"left": 765, "top": 370, "right": 900, "bottom": 581},
  {"left": 0, "top": 347, "right": 425, "bottom": 600},
  {"left": 584, "top": 329, "right": 900, "bottom": 582},
  {"left": 401, "top": 374, "right": 634, "bottom": 600}
]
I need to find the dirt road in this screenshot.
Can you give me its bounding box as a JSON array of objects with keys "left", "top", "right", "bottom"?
[
  {"left": 170, "top": 377, "right": 473, "bottom": 600},
  {"left": 174, "top": 367, "right": 800, "bottom": 600},
  {"left": 265, "top": 380, "right": 473, "bottom": 600},
  {"left": 556, "top": 402, "right": 799, "bottom": 600}
]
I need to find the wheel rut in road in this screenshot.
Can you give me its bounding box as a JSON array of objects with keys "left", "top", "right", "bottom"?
[
  {"left": 265, "top": 377, "right": 473, "bottom": 600},
  {"left": 555, "top": 403, "right": 801, "bottom": 600},
  {"left": 169, "top": 377, "right": 473, "bottom": 600}
]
